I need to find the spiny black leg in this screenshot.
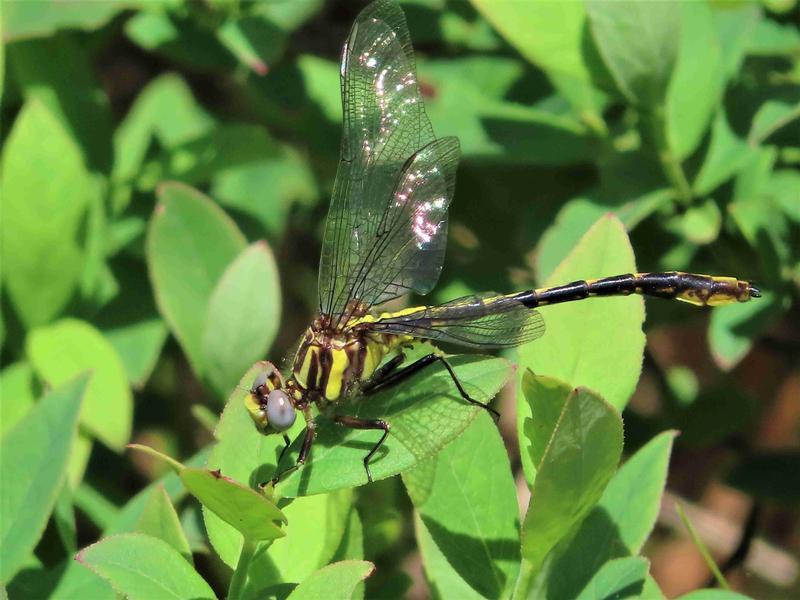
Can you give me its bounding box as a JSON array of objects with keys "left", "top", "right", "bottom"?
[
  {"left": 277, "top": 433, "right": 291, "bottom": 464},
  {"left": 364, "top": 352, "right": 500, "bottom": 421},
  {"left": 361, "top": 352, "right": 406, "bottom": 393},
  {"left": 271, "top": 422, "right": 315, "bottom": 485},
  {"left": 335, "top": 415, "right": 390, "bottom": 483}
]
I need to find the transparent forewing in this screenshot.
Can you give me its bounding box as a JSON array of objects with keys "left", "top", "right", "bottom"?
[
  {"left": 319, "top": 0, "right": 458, "bottom": 325},
  {"left": 364, "top": 293, "right": 546, "bottom": 349}
]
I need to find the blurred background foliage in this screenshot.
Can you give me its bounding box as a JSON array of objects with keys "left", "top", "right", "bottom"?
[{"left": 0, "top": 0, "right": 798, "bottom": 598}]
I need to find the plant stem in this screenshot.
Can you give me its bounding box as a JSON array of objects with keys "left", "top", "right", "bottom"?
[
  {"left": 228, "top": 539, "right": 257, "bottom": 600},
  {"left": 646, "top": 106, "right": 692, "bottom": 205},
  {"left": 676, "top": 502, "right": 730, "bottom": 590}
]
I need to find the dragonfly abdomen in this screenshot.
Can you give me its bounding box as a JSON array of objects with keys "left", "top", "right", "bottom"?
[{"left": 514, "top": 272, "right": 759, "bottom": 308}]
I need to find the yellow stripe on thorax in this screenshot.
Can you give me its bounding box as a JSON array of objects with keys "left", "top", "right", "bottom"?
[{"left": 325, "top": 347, "right": 350, "bottom": 400}]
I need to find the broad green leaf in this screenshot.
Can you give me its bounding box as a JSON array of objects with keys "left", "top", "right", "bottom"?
[
  {"left": 709, "top": 292, "right": 786, "bottom": 371},
  {"left": 517, "top": 373, "right": 573, "bottom": 486},
  {"left": 539, "top": 431, "right": 675, "bottom": 599},
  {"left": 518, "top": 385, "right": 623, "bottom": 592},
  {"left": 128, "top": 486, "right": 192, "bottom": 562},
  {"left": 147, "top": 182, "right": 246, "bottom": 377},
  {"left": 677, "top": 591, "right": 752, "bottom": 600},
  {"left": 1, "top": 99, "right": 94, "bottom": 327},
  {"left": 519, "top": 214, "right": 645, "bottom": 411},
  {"left": 202, "top": 242, "right": 281, "bottom": 398},
  {"left": 285, "top": 561, "right": 374, "bottom": 600},
  {"left": 404, "top": 413, "right": 520, "bottom": 599},
  {"left": 6, "top": 556, "right": 115, "bottom": 600},
  {"left": 76, "top": 533, "right": 215, "bottom": 600},
  {"left": 469, "top": 0, "right": 608, "bottom": 120},
  {"left": 769, "top": 170, "right": 800, "bottom": 223},
  {"left": 9, "top": 34, "right": 113, "bottom": 173},
  {"left": 276, "top": 354, "right": 513, "bottom": 497},
  {"left": 677, "top": 198, "right": 722, "bottom": 245},
  {"left": 745, "top": 16, "right": 800, "bottom": 56},
  {"left": 104, "top": 448, "right": 210, "bottom": 536},
  {"left": 694, "top": 110, "right": 754, "bottom": 196},
  {"left": 54, "top": 485, "right": 78, "bottom": 553},
  {"left": 203, "top": 363, "right": 302, "bottom": 566},
  {"left": 586, "top": 0, "right": 681, "bottom": 107},
  {"left": 67, "top": 434, "right": 93, "bottom": 490},
  {"left": 27, "top": 319, "right": 133, "bottom": 451},
  {"left": 419, "top": 58, "right": 595, "bottom": 165},
  {"left": 0, "top": 374, "right": 87, "bottom": 583},
  {"left": 749, "top": 99, "right": 800, "bottom": 146},
  {"left": 0, "top": 362, "right": 37, "bottom": 436},
  {"left": 414, "top": 515, "right": 482, "bottom": 600},
  {"left": 217, "top": 16, "right": 285, "bottom": 75},
  {"left": 240, "top": 490, "right": 352, "bottom": 595},
  {"left": 3, "top": 1, "right": 123, "bottom": 41},
  {"left": 211, "top": 143, "right": 318, "bottom": 241},
  {"left": 181, "top": 468, "right": 285, "bottom": 542},
  {"left": 112, "top": 74, "right": 214, "bottom": 194},
  {"left": 726, "top": 451, "right": 800, "bottom": 504},
  {"left": 574, "top": 557, "right": 648, "bottom": 600},
  {"left": 666, "top": 1, "right": 724, "bottom": 160},
  {"left": 96, "top": 260, "right": 168, "bottom": 388},
  {"left": 712, "top": 2, "right": 760, "bottom": 78}
]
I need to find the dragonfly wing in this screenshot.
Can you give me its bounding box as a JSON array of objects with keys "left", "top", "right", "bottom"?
[
  {"left": 319, "top": 0, "right": 458, "bottom": 326},
  {"left": 365, "top": 292, "right": 546, "bottom": 349}
]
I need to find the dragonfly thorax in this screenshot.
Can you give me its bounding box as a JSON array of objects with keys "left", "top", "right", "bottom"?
[{"left": 290, "top": 325, "right": 401, "bottom": 402}]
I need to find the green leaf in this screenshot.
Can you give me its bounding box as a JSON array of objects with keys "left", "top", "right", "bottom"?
[
  {"left": 517, "top": 384, "right": 623, "bottom": 592},
  {"left": 0, "top": 374, "right": 87, "bottom": 583},
  {"left": 276, "top": 354, "right": 513, "bottom": 497},
  {"left": 1, "top": 99, "right": 95, "bottom": 327},
  {"left": 677, "top": 198, "right": 722, "bottom": 245},
  {"left": 749, "top": 99, "right": 800, "bottom": 146},
  {"left": 9, "top": 34, "right": 113, "bottom": 173},
  {"left": 677, "top": 590, "right": 753, "bottom": 600},
  {"left": 217, "top": 16, "right": 285, "bottom": 75},
  {"left": 202, "top": 242, "right": 281, "bottom": 398},
  {"left": 147, "top": 182, "right": 246, "bottom": 378},
  {"left": 181, "top": 468, "right": 285, "bottom": 542},
  {"left": 76, "top": 533, "right": 215, "bottom": 600},
  {"left": 769, "top": 170, "right": 800, "bottom": 223},
  {"left": 285, "top": 561, "right": 375, "bottom": 600},
  {"left": 517, "top": 373, "right": 573, "bottom": 486},
  {"left": 574, "top": 556, "right": 648, "bottom": 600},
  {"left": 694, "top": 110, "right": 755, "bottom": 196},
  {"left": 404, "top": 413, "right": 520, "bottom": 599},
  {"left": 211, "top": 143, "right": 318, "bottom": 241},
  {"left": 519, "top": 214, "right": 645, "bottom": 411},
  {"left": 726, "top": 451, "right": 800, "bottom": 504},
  {"left": 586, "top": 0, "right": 681, "bottom": 107},
  {"left": 419, "top": 58, "right": 595, "bottom": 165},
  {"left": 709, "top": 292, "right": 786, "bottom": 371},
  {"left": 203, "top": 363, "right": 301, "bottom": 566},
  {"left": 712, "top": 2, "right": 760, "bottom": 78},
  {"left": 128, "top": 486, "right": 193, "bottom": 562},
  {"left": 0, "top": 362, "right": 37, "bottom": 436},
  {"left": 27, "top": 318, "right": 133, "bottom": 451},
  {"left": 240, "top": 490, "right": 353, "bottom": 595},
  {"left": 112, "top": 74, "right": 214, "bottom": 191},
  {"left": 414, "top": 515, "right": 483, "bottom": 600},
  {"left": 3, "top": 1, "right": 123, "bottom": 41},
  {"left": 745, "top": 16, "right": 800, "bottom": 56},
  {"left": 666, "top": 1, "right": 724, "bottom": 160},
  {"left": 469, "top": 0, "right": 608, "bottom": 121},
  {"left": 538, "top": 431, "right": 675, "bottom": 599}
]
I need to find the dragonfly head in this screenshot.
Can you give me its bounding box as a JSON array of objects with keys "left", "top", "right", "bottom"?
[{"left": 244, "top": 361, "right": 297, "bottom": 433}]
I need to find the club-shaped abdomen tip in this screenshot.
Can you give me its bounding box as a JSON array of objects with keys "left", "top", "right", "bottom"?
[{"left": 749, "top": 283, "right": 762, "bottom": 299}]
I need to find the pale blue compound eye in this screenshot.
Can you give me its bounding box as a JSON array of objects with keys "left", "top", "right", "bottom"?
[
  {"left": 251, "top": 372, "right": 268, "bottom": 394},
  {"left": 266, "top": 389, "right": 296, "bottom": 432}
]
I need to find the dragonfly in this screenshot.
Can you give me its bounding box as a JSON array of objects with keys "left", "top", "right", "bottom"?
[{"left": 245, "top": 0, "right": 761, "bottom": 484}]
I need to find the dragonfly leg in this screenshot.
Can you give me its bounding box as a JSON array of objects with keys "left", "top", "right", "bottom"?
[
  {"left": 270, "top": 420, "right": 316, "bottom": 485},
  {"left": 364, "top": 353, "right": 500, "bottom": 421},
  {"left": 361, "top": 352, "right": 406, "bottom": 393},
  {"left": 277, "top": 433, "right": 291, "bottom": 464},
  {"left": 334, "top": 415, "right": 390, "bottom": 483}
]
